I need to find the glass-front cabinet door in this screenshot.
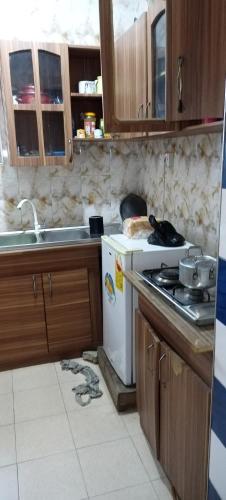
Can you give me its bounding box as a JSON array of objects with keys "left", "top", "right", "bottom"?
[
  {"left": 147, "top": 0, "right": 166, "bottom": 120},
  {"left": 35, "top": 43, "right": 72, "bottom": 166},
  {"left": 0, "top": 41, "right": 72, "bottom": 166}
]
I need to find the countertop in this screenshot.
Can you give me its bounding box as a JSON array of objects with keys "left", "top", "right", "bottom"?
[{"left": 124, "top": 270, "right": 214, "bottom": 354}]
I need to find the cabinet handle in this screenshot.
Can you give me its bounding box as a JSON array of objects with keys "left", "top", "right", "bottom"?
[
  {"left": 48, "top": 273, "right": 52, "bottom": 297},
  {"left": 177, "top": 56, "right": 184, "bottom": 113},
  {"left": 32, "top": 275, "right": 37, "bottom": 298},
  {"left": 137, "top": 103, "right": 144, "bottom": 119},
  {"left": 147, "top": 343, "right": 154, "bottom": 351},
  {"left": 145, "top": 101, "right": 151, "bottom": 118},
  {"left": 159, "top": 353, "right": 167, "bottom": 381},
  {"left": 68, "top": 138, "right": 73, "bottom": 163}
]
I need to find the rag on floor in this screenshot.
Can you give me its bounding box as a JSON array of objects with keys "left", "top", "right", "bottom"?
[{"left": 60, "top": 359, "right": 103, "bottom": 407}]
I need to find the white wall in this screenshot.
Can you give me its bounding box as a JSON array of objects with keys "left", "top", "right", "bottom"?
[{"left": 0, "top": 0, "right": 100, "bottom": 45}]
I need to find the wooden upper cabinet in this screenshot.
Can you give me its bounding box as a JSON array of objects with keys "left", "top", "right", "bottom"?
[
  {"left": 135, "top": 309, "right": 160, "bottom": 458},
  {"left": 114, "top": 13, "right": 147, "bottom": 121},
  {"left": 99, "top": 0, "right": 173, "bottom": 133},
  {"left": 0, "top": 40, "right": 72, "bottom": 166},
  {"left": 167, "top": 0, "right": 226, "bottom": 121},
  {"left": 159, "top": 342, "right": 210, "bottom": 500},
  {"left": 0, "top": 274, "right": 48, "bottom": 368},
  {"left": 43, "top": 268, "right": 93, "bottom": 354},
  {"left": 99, "top": 0, "right": 226, "bottom": 132}
]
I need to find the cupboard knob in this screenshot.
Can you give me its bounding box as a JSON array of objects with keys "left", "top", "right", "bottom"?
[
  {"left": 177, "top": 56, "right": 184, "bottom": 113},
  {"left": 68, "top": 138, "right": 73, "bottom": 163},
  {"left": 48, "top": 273, "right": 52, "bottom": 297},
  {"left": 145, "top": 101, "right": 151, "bottom": 118},
  {"left": 137, "top": 103, "right": 144, "bottom": 119},
  {"left": 32, "top": 275, "right": 37, "bottom": 298},
  {"left": 159, "top": 353, "right": 167, "bottom": 381}
]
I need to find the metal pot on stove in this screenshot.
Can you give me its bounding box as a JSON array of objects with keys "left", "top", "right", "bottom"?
[{"left": 179, "top": 246, "right": 216, "bottom": 289}]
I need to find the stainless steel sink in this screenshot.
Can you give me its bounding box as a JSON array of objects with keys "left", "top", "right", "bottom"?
[
  {"left": 0, "top": 223, "right": 121, "bottom": 251},
  {"left": 40, "top": 228, "right": 90, "bottom": 243},
  {"left": 0, "top": 232, "right": 37, "bottom": 247}
]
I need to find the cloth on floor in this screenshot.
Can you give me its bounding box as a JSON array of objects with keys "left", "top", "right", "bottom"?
[
  {"left": 82, "top": 350, "right": 98, "bottom": 364},
  {"left": 60, "top": 359, "right": 103, "bottom": 407}
]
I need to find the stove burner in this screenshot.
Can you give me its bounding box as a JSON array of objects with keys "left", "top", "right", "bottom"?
[
  {"left": 155, "top": 267, "right": 180, "bottom": 286},
  {"left": 173, "top": 286, "right": 204, "bottom": 304},
  {"left": 159, "top": 269, "right": 179, "bottom": 280}
]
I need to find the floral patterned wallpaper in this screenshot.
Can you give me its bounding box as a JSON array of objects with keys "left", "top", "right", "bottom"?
[{"left": 0, "top": 132, "right": 222, "bottom": 256}]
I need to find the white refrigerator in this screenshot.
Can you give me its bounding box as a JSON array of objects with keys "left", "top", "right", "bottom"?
[{"left": 102, "top": 234, "right": 191, "bottom": 385}]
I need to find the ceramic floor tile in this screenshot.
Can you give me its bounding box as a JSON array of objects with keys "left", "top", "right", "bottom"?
[
  {"left": 132, "top": 433, "right": 163, "bottom": 481},
  {"left": 13, "top": 364, "right": 58, "bottom": 392},
  {"left": 92, "top": 482, "right": 158, "bottom": 500},
  {"left": 18, "top": 451, "right": 87, "bottom": 500},
  {"left": 16, "top": 414, "right": 74, "bottom": 463},
  {"left": 120, "top": 411, "right": 142, "bottom": 437},
  {"left": 0, "top": 371, "right": 13, "bottom": 395},
  {"left": 68, "top": 406, "right": 128, "bottom": 448},
  {"left": 0, "top": 464, "right": 18, "bottom": 500},
  {"left": 14, "top": 385, "right": 65, "bottom": 423},
  {"left": 60, "top": 377, "right": 114, "bottom": 413},
  {"left": 152, "top": 477, "right": 173, "bottom": 500},
  {"left": 0, "top": 393, "right": 14, "bottom": 426},
  {"left": 0, "top": 425, "right": 16, "bottom": 467},
  {"left": 78, "top": 438, "right": 148, "bottom": 497}
]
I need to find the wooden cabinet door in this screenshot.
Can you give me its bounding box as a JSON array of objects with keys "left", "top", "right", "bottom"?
[
  {"left": 114, "top": 13, "right": 147, "bottom": 121},
  {"left": 159, "top": 342, "right": 210, "bottom": 500},
  {"left": 0, "top": 274, "right": 47, "bottom": 368},
  {"left": 43, "top": 268, "right": 93, "bottom": 354},
  {"left": 135, "top": 309, "right": 160, "bottom": 457},
  {"left": 0, "top": 40, "right": 72, "bottom": 167},
  {"left": 0, "top": 41, "right": 45, "bottom": 167},
  {"left": 147, "top": 0, "right": 166, "bottom": 119},
  {"left": 99, "top": 0, "right": 175, "bottom": 133},
  {"left": 34, "top": 42, "right": 72, "bottom": 166},
  {"left": 167, "top": 0, "right": 226, "bottom": 121}
]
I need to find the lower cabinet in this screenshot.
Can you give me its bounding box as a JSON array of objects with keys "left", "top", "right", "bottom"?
[
  {"left": 135, "top": 309, "right": 210, "bottom": 500},
  {"left": 135, "top": 309, "right": 160, "bottom": 457},
  {"left": 43, "top": 268, "right": 93, "bottom": 354},
  {"left": 0, "top": 274, "right": 48, "bottom": 365},
  {"left": 0, "top": 245, "right": 102, "bottom": 370}
]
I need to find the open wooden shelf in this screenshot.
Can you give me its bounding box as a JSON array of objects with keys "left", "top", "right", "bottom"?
[
  {"left": 71, "top": 92, "right": 102, "bottom": 99},
  {"left": 73, "top": 121, "right": 223, "bottom": 143},
  {"left": 74, "top": 137, "right": 110, "bottom": 143}
]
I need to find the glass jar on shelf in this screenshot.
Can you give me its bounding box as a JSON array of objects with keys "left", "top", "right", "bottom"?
[{"left": 83, "top": 112, "right": 96, "bottom": 137}]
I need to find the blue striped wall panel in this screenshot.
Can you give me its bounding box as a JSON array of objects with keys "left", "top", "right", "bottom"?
[
  {"left": 211, "top": 377, "right": 226, "bottom": 448},
  {"left": 216, "top": 258, "right": 226, "bottom": 326},
  {"left": 208, "top": 480, "right": 221, "bottom": 500}
]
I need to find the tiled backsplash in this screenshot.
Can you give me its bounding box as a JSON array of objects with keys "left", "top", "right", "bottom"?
[
  {"left": 139, "top": 133, "right": 222, "bottom": 256},
  {"left": 0, "top": 133, "right": 222, "bottom": 256},
  {"left": 0, "top": 140, "right": 142, "bottom": 231}
]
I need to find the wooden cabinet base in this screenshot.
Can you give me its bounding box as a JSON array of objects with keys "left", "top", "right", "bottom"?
[{"left": 0, "top": 243, "right": 102, "bottom": 371}]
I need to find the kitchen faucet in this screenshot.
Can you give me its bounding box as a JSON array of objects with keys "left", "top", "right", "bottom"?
[{"left": 17, "top": 199, "right": 41, "bottom": 240}]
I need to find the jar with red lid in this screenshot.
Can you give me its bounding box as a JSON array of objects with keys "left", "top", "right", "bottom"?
[{"left": 84, "top": 112, "right": 96, "bottom": 137}]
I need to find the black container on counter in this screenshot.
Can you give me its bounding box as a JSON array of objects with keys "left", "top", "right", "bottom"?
[{"left": 89, "top": 216, "right": 104, "bottom": 237}]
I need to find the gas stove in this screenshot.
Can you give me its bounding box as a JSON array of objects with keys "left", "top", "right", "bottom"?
[{"left": 137, "top": 265, "right": 216, "bottom": 325}]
